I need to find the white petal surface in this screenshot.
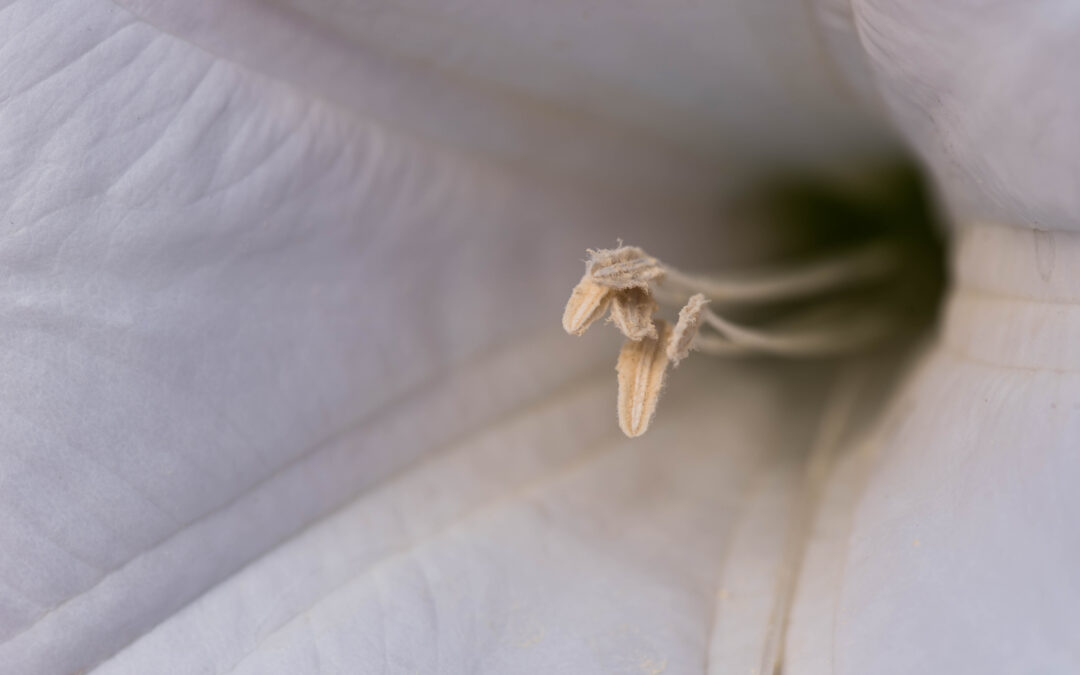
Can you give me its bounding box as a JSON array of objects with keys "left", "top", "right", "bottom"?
[
  {"left": 853, "top": 0, "right": 1080, "bottom": 231},
  {"left": 116, "top": 0, "right": 895, "bottom": 196},
  {"left": 95, "top": 361, "right": 826, "bottom": 675},
  {"left": 829, "top": 226, "right": 1080, "bottom": 674},
  {"left": 820, "top": 2, "right": 1080, "bottom": 671},
  {"left": 10, "top": 0, "right": 1078, "bottom": 672},
  {"left": 0, "top": 1, "right": 842, "bottom": 672},
  {"left": 0, "top": 0, "right": 729, "bottom": 670}
]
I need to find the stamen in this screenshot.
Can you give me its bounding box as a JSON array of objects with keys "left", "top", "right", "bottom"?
[
  {"left": 562, "top": 239, "right": 914, "bottom": 437},
  {"left": 697, "top": 300, "right": 897, "bottom": 356},
  {"left": 659, "top": 239, "right": 900, "bottom": 305},
  {"left": 668, "top": 294, "right": 709, "bottom": 365},
  {"left": 616, "top": 320, "right": 672, "bottom": 438},
  {"left": 587, "top": 246, "right": 665, "bottom": 290},
  {"left": 562, "top": 274, "right": 614, "bottom": 336},
  {"left": 607, "top": 287, "right": 659, "bottom": 341}
]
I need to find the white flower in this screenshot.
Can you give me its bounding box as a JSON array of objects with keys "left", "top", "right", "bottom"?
[{"left": 1, "top": 1, "right": 1077, "bottom": 674}]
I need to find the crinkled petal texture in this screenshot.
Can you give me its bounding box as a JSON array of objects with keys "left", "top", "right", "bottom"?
[
  {"left": 3, "top": 0, "right": 1080, "bottom": 674},
  {"left": 0, "top": 1, "right": 880, "bottom": 673},
  {"left": 853, "top": 0, "right": 1080, "bottom": 232}
]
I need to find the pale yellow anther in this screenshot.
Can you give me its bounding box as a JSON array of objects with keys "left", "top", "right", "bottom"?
[
  {"left": 616, "top": 320, "right": 672, "bottom": 438},
  {"left": 667, "top": 293, "right": 709, "bottom": 365},
  {"left": 608, "top": 287, "right": 659, "bottom": 341},
  {"left": 587, "top": 246, "right": 665, "bottom": 290},
  {"left": 562, "top": 274, "right": 613, "bottom": 336}
]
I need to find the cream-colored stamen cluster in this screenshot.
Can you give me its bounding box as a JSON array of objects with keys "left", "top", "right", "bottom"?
[
  {"left": 563, "top": 243, "right": 902, "bottom": 438},
  {"left": 562, "top": 246, "right": 708, "bottom": 437}
]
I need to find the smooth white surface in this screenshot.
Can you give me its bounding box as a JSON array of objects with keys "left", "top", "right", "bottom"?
[
  {"left": 825, "top": 226, "right": 1080, "bottom": 675},
  {"left": 95, "top": 361, "right": 824, "bottom": 675},
  {"left": 781, "top": 228, "right": 1080, "bottom": 675},
  {"left": 825, "top": 4, "right": 1080, "bottom": 668}
]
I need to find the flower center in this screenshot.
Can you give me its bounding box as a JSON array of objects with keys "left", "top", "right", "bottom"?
[{"left": 563, "top": 162, "right": 947, "bottom": 437}]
